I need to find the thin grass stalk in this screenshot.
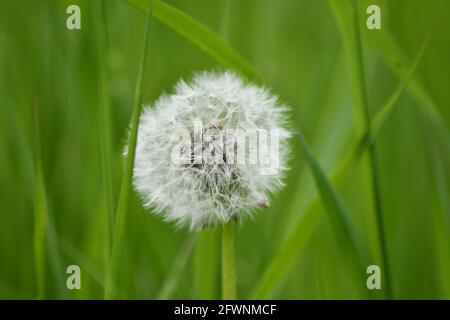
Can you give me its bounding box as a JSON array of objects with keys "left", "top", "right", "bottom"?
[
  {"left": 32, "top": 94, "right": 48, "bottom": 299},
  {"left": 422, "top": 118, "right": 450, "bottom": 296},
  {"left": 157, "top": 235, "right": 197, "bottom": 299},
  {"left": 98, "top": 0, "right": 115, "bottom": 241},
  {"left": 194, "top": 229, "right": 219, "bottom": 298},
  {"left": 95, "top": 0, "right": 115, "bottom": 281},
  {"left": 33, "top": 170, "right": 47, "bottom": 300},
  {"left": 297, "top": 131, "right": 371, "bottom": 285},
  {"left": 348, "top": 0, "right": 391, "bottom": 298},
  {"left": 365, "top": 27, "right": 450, "bottom": 162},
  {"left": 104, "top": 0, "right": 153, "bottom": 299},
  {"left": 125, "top": 0, "right": 260, "bottom": 80},
  {"left": 363, "top": 30, "right": 434, "bottom": 148}
]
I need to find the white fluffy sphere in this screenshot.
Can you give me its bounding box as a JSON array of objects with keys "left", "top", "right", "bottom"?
[{"left": 132, "top": 71, "right": 291, "bottom": 230}]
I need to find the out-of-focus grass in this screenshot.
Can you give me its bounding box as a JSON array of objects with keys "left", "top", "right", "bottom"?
[
  {"left": 32, "top": 96, "right": 49, "bottom": 299},
  {"left": 105, "top": 0, "right": 153, "bottom": 299},
  {"left": 331, "top": 0, "right": 393, "bottom": 297},
  {"left": 127, "top": 0, "right": 260, "bottom": 80},
  {"left": 0, "top": 0, "right": 449, "bottom": 299}
]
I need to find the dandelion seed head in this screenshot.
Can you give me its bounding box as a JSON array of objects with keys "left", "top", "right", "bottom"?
[{"left": 132, "top": 71, "right": 291, "bottom": 230}]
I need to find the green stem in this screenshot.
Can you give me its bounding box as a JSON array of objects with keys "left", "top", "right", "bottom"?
[
  {"left": 32, "top": 94, "right": 48, "bottom": 300},
  {"left": 222, "top": 223, "right": 236, "bottom": 299},
  {"left": 349, "top": 0, "right": 392, "bottom": 298},
  {"left": 98, "top": 0, "right": 114, "bottom": 245},
  {"left": 104, "top": 0, "right": 153, "bottom": 299}
]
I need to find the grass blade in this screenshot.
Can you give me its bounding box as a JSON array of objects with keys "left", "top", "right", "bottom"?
[
  {"left": 33, "top": 111, "right": 48, "bottom": 299},
  {"left": 124, "top": 0, "right": 260, "bottom": 80},
  {"left": 59, "top": 237, "right": 106, "bottom": 290},
  {"left": 297, "top": 131, "right": 370, "bottom": 269},
  {"left": 365, "top": 24, "right": 450, "bottom": 161},
  {"left": 343, "top": 30, "right": 433, "bottom": 179},
  {"left": 94, "top": 0, "right": 115, "bottom": 287},
  {"left": 157, "top": 235, "right": 197, "bottom": 299},
  {"left": 421, "top": 118, "right": 450, "bottom": 296},
  {"left": 194, "top": 229, "right": 219, "bottom": 299},
  {"left": 252, "top": 33, "right": 432, "bottom": 297},
  {"left": 329, "top": 0, "right": 392, "bottom": 298},
  {"left": 32, "top": 94, "right": 50, "bottom": 299},
  {"left": 97, "top": 0, "right": 114, "bottom": 245},
  {"left": 33, "top": 168, "right": 47, "bottom": 299},
  {"left": 32, "top": 93, "right": 67, "bottom": 299},
  {"left": 252, "top": 203, "right": 321, "bottom": 299},
  {"left": 104, "top": 0, "right": 153, "bottom": 299},
  {"left": 363, "top": 30, "right": 434, "bottom": 147},
  {"left": 254, "top": 130, "right": 372, "bottom": 300}
]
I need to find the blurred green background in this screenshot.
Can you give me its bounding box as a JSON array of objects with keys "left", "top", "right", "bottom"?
[{"left": 0, "top": 0, "right": 449, "bottom": 299}]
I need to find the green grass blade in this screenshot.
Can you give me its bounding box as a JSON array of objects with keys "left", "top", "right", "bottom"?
[
  {"left": 59, "top": 237, "right": 106, "bottom": 290},
  {"left": 94, "top": 0, "right": 115, "bottom": 285},
  {"left": 365, "top": 21, "right": 450, "bottom": 161},
  {"left": 327, "top": 0, "right": 366, "bottom": 131},
  {"left": 297, "top": 131, "right": 370, "bottom": 267},
  {"left": 124, "top": 0, "right": 260, "bottom": 80},
  {"left": 363, "top": 30, "right": 434, "bottom": 148},
  {"left": 343, "top": 29, "right": 433, "bottom": 179},
  {"left": 97, "top": 0, "right": 114, "bottom": 244},
  {"left": 46, "top": 216, "right": 68, "bottom": 298},
  {"left": 32, "top": 95, "right": 48, "bottom": 299},
  {"left": 104, "top": 0, "right": 153, "bottom": 299},
  {"left": 255, "top": 130, "right": 371, "bottom": 300},
  {"left": 252, "top": 203, "right": 321, "bottom": 299},
  {"left": 194, "top": 229, "right": 219, "bottom": 299},
  {"left": 421, "top": 118, "right": 450, "bottom": 296},
  {"left": 330, "top": 0, "right": 392, "bottom": 298},
  {"left": 33, "top": 154, "right": 48, "bottom": 300},
  {"left": 157, "top": 235, "right": 197, "bottom": 299}
]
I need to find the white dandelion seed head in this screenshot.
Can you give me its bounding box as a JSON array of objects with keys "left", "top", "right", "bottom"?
[{"left": 132, "top": 71, "right": 291, "bottom": 230}]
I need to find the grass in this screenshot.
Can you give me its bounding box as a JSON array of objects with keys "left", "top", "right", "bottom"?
[
  {"left": 194, "top": 229, "right": 219, "bottom": 299},
  {"left": 0, "top": 0, "right": 449, "bottom": 300},
  {"left": 104, "top": 0, "right": 153, "bottom": 299},
  {"left": 157, "top": 234, "right": 197, "bottom": 299},
  {"left": 222, "top": 223, "right": 236, "bottom": 299},
  {"left": 32, "top": 95, "right": 49, "bottom": 299},
  {"left": 252, "top": 6, "right": 433, "bottom": 299},
  {"left": 331, "top": 0, "right": 393, "bottom": 297},
  {"left": 127, "top": 0, "right": 261, "bottom": 80},
  {"left": 95, "top": 0, "right": 114, "bottom": 290}
]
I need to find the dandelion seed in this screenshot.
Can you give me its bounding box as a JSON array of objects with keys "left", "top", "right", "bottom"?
[{"left": 132, "top": 71, "right": 291, "bottom": 230}]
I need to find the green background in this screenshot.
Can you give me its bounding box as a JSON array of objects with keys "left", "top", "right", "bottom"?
[{"left": 1, "top": 0, "right": 449, "bottom": 299}]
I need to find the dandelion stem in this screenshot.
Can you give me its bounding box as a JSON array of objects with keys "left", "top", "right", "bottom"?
[{"left": 222, "top": 222, "right": 236, "bottom": 299}]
